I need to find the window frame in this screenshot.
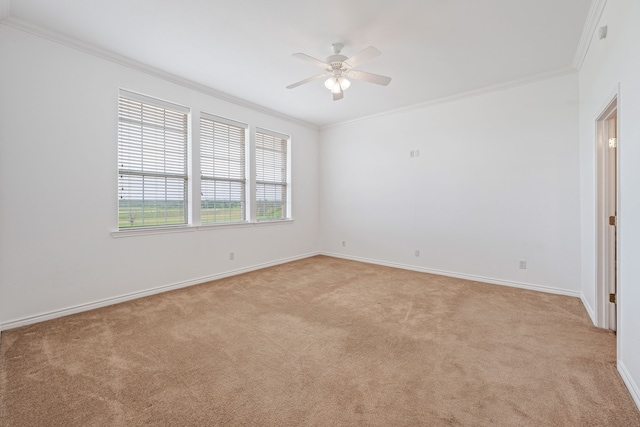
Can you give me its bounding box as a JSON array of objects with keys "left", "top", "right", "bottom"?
[
  {"left": 199, "top": 112, "right": 248, "bottom": 225},
  {"left": 255, "top": 128, "right": 291, "bottom": 222},
  {"left": 117, "top": 89, "right": 191, "bottom": 230}
]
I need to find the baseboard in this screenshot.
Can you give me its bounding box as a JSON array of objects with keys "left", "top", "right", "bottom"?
[
  {"left": 0, "top": 251, "right": 582, "bottom": 331},
  {"left": 0, "top": 252, "right": 320, "bottom": 331},
  {"left": 618, "top": 360, "right": 640, "bottom": 411},
  {"left": 321, "top": 252, "right": 581, "bottom": 298},
  {"left": 580, "top": 292, "right": 597, "bottom": 325}
]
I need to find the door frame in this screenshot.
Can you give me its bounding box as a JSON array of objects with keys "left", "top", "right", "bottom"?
[{"left": 595, "top": 86, "right": 619, "bottom": 331}]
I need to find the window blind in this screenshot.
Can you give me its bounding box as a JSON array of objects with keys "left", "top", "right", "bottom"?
[
  {"left": 200, "top": 114, "right": 247, "bottom": 224},
  {"left": 118, "top": 94, "right": 189, "bottom": 228},
  {"left": 256, "top": 130, "right": 288, "bottom": 221}
]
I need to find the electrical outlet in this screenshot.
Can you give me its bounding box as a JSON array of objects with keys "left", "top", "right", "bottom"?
[
  {"left": 519, "top": 260, "right": 526, "bottom": 269},
  {"left": 229, "top": 252, "right": 235, "bottom": 261},
  {"left": 342, "top": 241, "right": 346, "bottom": 247},
  {"left": 415, "top": 250, "right": 420, "bottom": 257},
  {"left": 410, "top": 150, "right": 414, "bottom": 158},
  {"left": 415, "top": 150, "right": 420, "bottom": 157}
]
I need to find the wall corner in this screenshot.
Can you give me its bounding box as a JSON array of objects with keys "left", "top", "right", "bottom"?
[
  {"left": 572, "top": 0, "right": 608, "bottom": 70},
  {"left": 0, "top": 0, "right": 10, "bottom": 22},
  {"left": 580, "top": 292, "right": 597, "bottom": 325}
]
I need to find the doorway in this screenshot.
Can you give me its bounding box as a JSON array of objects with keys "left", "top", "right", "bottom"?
[{"left": 595, "top": 94, "right": 618, "bottom": 331}]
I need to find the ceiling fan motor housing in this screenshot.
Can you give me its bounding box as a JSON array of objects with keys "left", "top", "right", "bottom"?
[{"left": 327, "top": 54, "right": 348, "bottom": 71}]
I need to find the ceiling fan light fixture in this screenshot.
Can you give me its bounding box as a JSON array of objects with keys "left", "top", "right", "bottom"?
[{"left": 325, "top": 76, "right": 351, "bottom": 93}]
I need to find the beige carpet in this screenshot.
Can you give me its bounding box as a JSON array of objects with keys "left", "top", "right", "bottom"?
[{"left": 1, "top": 255, "right": 639, "bottom": 426}]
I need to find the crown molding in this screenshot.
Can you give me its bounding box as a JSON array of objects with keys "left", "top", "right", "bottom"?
[
  {"left": 321, "top": 66, "right": 578, "bottom": 131},
  {"left": 0, "top": 0, "right": 10, "bottom": 22},
  {"left": 1, "top": 0, "right": 596, "bottom": 132},
  {"left": 0, "top": 16, "right": 318, "bottom": 131},
  {"left": 572, "top": 0, "right": 608, "bottom": 71}
]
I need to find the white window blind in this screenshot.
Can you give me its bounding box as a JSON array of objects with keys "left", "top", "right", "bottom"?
[
  {"left": 118, "top": 92, "right": 189, "bottom": 229},
  {"left": 200, "top": 114, "right": 247, "bottom": 224},
  {"left": 256, "top": 129, "right": 289, "bottom": 221}
]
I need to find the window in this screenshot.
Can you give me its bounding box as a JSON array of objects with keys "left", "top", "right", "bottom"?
[
  {"left": 118, "top": 90, "right": 189, "bottom": 229},
  {"left": 200, "top": 114, "right": 247, "bottom": 224},
  {"left": 256, "top": 129, "right": 289, "bottom": 221},
  {"left": 115, "top": 90, "right": 292, "bottom": 234}
]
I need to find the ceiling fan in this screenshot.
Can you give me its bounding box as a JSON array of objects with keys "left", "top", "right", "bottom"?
[{"left": 286, "top": 43, "right": 392, "bottom": 101}]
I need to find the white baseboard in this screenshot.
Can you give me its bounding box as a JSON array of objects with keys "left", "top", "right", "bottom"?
[
  {"left": 580, "top": 292, "right": 597, "bottom": 325},
  {"left": 618, "top": 360, "right": 640, "bottom": 411},
  {"left": 321, "top": 252, "right": 581, "bottom": 298},
  {"left": 0, "top": 252, "right": 320, "bottom": 331},
  {"left": 0, "top": 251, "right": 582, "bottom": 332}
]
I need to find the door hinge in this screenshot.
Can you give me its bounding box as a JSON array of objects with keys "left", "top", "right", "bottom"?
[
  {"left": 609, "top": 216, "right": 617, "bottom": 226},
  {"left": 609, "top": 293, "right": 616, "bottom": 304}
]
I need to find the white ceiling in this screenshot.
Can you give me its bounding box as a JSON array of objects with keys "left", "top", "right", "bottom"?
[{"left": 5, "top": 0, "right": 593, "bottom": 127}]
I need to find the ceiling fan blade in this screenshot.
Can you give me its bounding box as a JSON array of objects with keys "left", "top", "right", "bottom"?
[
  {"left": 347, "top": 70, "right": 392, "bottom": 86},
  {"left": 286, "top": 73, "right": 328, "bottom": 89},
  {"left": 333, "top": 85, "right": 344, "bottom": 101},
  {"left": 293, "top": 53, "right": 329, "bottom": 68},
  {"left": 343, "top": 46, "right": 381, "bottom": 68}
]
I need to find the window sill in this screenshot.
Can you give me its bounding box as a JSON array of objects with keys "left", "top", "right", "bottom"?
[
  {"left": 197, "top": 222, "right": 253, "bottom": 231},
  {"left": 111, "top": 225, "right": 197, "bottom": 238},
  {"left": 111, "top": 219, "right": 294, "bottom": 238},
  {"left": 255, "top": 219, "right": 295, "bottom": 226}
]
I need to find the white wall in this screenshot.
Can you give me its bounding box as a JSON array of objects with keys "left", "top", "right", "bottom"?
[
  {"left": 578, "top": 0, "right": 640, "bottom": 407},
  {"left": 0, "top": 25, "right": 320, "bottom": 328},
  {"left": 320, "top": 73, "right": 581, "bottom": 295}
]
